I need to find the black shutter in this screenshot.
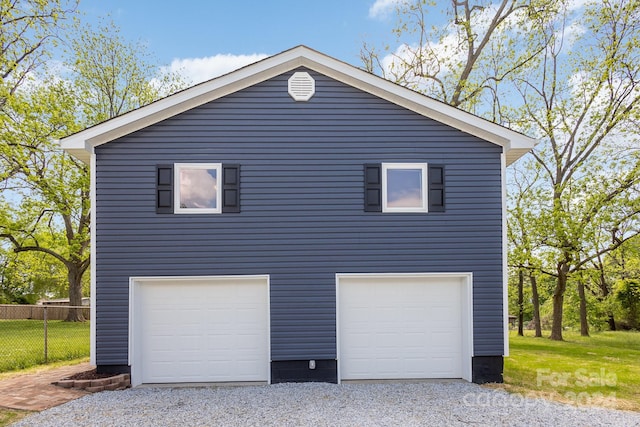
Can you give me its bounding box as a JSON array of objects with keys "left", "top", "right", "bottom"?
[
  {"left": 428, "top": 165, "right": 445, "bottom": 212},
  {"left": 364, "top": 164, "right": 382, "bottom": 212},
  {"left": 156, "top": 164, "right": 173, "bottom": 214},
  {"left": 222, "top": 164, "right": 240, "bottom": 213}
]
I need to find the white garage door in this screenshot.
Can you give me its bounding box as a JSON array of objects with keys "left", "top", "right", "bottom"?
[
  {"left": 130, "top": 276, "right": 269, "bottom": 386},
  {"left": 337, "top": 274, "right": 472, "bottom": 381}
]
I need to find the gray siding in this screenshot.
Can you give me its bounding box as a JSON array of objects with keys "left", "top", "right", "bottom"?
[{"left": 95, "top": 69, "right": 504, "bottom": 365}]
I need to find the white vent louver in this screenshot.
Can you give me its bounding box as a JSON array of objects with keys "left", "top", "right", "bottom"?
[{"left": 288, "top": 72, "right": 315, "bottom": 101}]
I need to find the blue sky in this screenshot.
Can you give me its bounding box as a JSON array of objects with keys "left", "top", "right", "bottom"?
[
  {"left": 79, "top": 0, "right": 399, "bottom": 83},
  {"left": 75, "top": 1, "right": 589, "bottom": 101}
]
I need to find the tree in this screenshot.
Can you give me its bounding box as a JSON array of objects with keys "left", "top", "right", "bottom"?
[
  {"left": 615, "top": 279, "right": 640, "bottom": 329},
  {"left": 582, "top": 218, "right": 640, "bottom": 331},
  {"left": 0, "top": 18, "right": 185, "bottom": 320},
  {"left": 594, "top": 234, "right": 640, "bottom": 329},
  {"left": 510, "top": 0, "right": 640, "bottom": 340},
  {"left": 0, "top": 0, "right": 78, "bottom": 108},
  {"left": 66, "top": 19, "right": 185, "bottom": 126},
  {"left": 590, "top": 253, "right": 618, "bottom": 331},
  {"left": 0, "top": 78, "right": 88, "bottom": 319},
  {"left": 0, "top": 0, "right": 77, "bottom": 187},
  {"left": 0, "top": 238, "right": 69, "bottom": 304},
  {"left": 507, "top": 162, "right": 545, "bottom": 337},
  {"left": 361, "top": 0, "right": 555, "bottom": 115},
  {"left": 577, "top": 277, "right": 589, "bottom": 336}
]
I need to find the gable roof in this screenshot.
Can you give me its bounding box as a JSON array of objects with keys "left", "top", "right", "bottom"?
[{"left": 60, "top": 45, "right": 536, "bottom": 165}]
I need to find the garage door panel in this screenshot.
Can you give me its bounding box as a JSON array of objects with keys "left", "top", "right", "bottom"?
[
  {"left": 432, "top": 330, "right": 457, "bottom": 344},
  {"left": 132, "top": 276, "right": 269, "bottom": 385},
  {"left": 405, "top": 358, "right": 431, "bottom": 371},
  {"left": 339, "top": 275, "right": 469, "bottom": 381}
]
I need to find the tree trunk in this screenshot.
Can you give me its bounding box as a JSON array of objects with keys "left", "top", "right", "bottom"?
[
  {"left": 517, "top": 269, "right": 524, "bottom": 336},
  {"left": 66, "top": 265, "right": 85, "bottom": 322},
  {"left": 578, "top": 281, "right": 589, "bottom": 337},
  {"left": 529, "top": 272, "right": 542, "bottom": 337},
  {"left": 596, "top": 270, "right": 616, "bottom": 331},
  {"left": 550, "top": 263, "right": 569, "bottom": 341}
]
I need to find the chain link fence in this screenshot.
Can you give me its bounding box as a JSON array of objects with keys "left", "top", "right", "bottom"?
[{"left": 0, "top": 304, "right": 91, "bottom": 372}]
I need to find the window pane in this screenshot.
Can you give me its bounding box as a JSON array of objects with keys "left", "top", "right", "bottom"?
[
  {"left": 387, "top": 169, "right": 423, "bottom": 208},
  {"left": 179, "top": 168, "right": 218, "bottom": 209}
]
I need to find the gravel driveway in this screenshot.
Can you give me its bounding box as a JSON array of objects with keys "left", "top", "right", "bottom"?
[{"left": 14, "top": 382, "right": 640, "bottom": 426}]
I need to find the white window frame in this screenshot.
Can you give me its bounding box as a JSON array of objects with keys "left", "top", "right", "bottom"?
[
  {"left": 174, "top": 163, "right": 222, "bottom": 214},
  {"left": 382, "top": 163, "right": 429, "bottom": 213}
]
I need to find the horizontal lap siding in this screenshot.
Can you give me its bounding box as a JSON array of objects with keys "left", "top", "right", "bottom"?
[{"left": 95, "top": 69, "right": 504, "bottom": 365}]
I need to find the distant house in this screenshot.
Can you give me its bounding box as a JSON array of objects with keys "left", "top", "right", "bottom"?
[
  {"left": 39, "top": 298, "right": 90, "bottom": 306},
  {"left": 61, "top": 46, "right": 535, "bottom": 387}
]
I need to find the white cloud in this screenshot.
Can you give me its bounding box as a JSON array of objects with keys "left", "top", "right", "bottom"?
[
  {"left": 567, "top": 0, "right": 589, "bottom": 11},
  {"left": 368, "top": 0, "right": 403, "bottom": 19},
  {"left": 380, "top": 35, "right": 462, "bottom": 93},
  {"left": 560, "top": 20, "right": 587, "bottom": 47},
  {"left": 163, "top": 53, "right": 269, "bottom": 85},
  {"left": 375, "top": 2, "right": 540, "bottom": 94},
  {"left": 179, "top": 169, "right": 217, "bottom": 209}
]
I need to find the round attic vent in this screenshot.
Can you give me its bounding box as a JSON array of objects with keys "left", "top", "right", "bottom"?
[{"left": 288, "top": 72, "right": 315, "bottom": 101}]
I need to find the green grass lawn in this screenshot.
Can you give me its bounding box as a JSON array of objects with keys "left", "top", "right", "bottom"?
[
  {"left": 501, "top": 330, "right": 640, "bottom": 411},
  {"left": 0, "top": 408, "right": 31, "bottom": 427},
  {"left": 0, "top": 319, "right": 90, "bottom": 373}
]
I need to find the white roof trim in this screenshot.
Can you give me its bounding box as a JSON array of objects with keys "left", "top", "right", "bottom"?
[{"left": 60, "top": 45, "right": 536, "bottom": 165}]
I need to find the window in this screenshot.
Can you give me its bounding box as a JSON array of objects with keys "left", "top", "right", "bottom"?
[
  {"left": 382, "top": 163, "right": 428, "bottom": 213},
  {"left": 174, "top": 163, "right": 222, "bottom": 214}
]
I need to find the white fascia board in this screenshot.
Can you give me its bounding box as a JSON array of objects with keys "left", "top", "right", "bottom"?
[
  {"left": 501, "top": 153, "right": 509, "bottom": 357},
  {"left": 60, "top": 45, "right": 536, "bottom": 166},
  {"left": 89, "top": 149, "right": 96, "bottom": 365}
]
